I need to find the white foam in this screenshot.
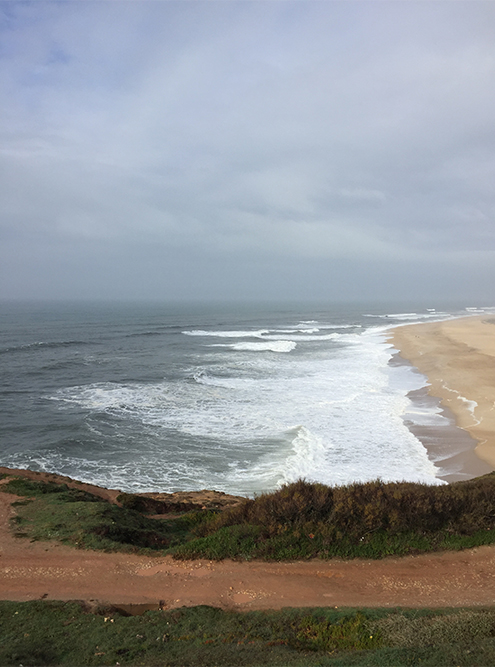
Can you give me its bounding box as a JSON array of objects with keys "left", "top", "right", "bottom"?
[
  {"left": 365, "top": 312, "right": 451, "bottom": 322},
  {"left": 298, "top": 321, "right": 360, "bottom": 330},
  {"left": 185, "top": 328, "right": 359, "bottom": 344},
  {"left": 210, "top": 341, "right": 297, "bottom": 353},
  {"left": 262, "top": 332, "right": 357, "bottom": 342},
  {"left": 383, "top": 312, "right": 420, "bottom": 319},
  {"left": 382, "top": 312, "right": 449, "bottom": 321},
  {"left": 439, "top": 382, "right": 480, "bottom": 425},
  {"left": 280, "top": 426, "right": 329, "bottom": 484},
  {"left": 183, "top": 329, "right": 269, "bottom": 338},
  {"left": 49, "top": 326, "right": 443, "bottom": 495},
  {"left": 273, "top": 328, "right": 320, "bottom": 334},
  {"left": 316, "top": 324, "right": 362, "bottom": 330}
]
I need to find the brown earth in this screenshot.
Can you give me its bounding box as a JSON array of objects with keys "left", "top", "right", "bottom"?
[{"left": 1, "top": 468, "right": 495, "bottom": 612}]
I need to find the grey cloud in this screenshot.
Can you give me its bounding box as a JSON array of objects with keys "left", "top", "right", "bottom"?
[{"left": 1, "top": 1, "right": 495, "bottom": 301}]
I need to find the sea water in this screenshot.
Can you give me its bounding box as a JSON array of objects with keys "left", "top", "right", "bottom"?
[{"left": 1, "top": 300, "right": 494, "bottom": 496}]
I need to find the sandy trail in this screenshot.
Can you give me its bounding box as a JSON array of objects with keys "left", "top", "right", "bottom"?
[{"left": 1, "top": 488, "right": 495, "bottom": 611}]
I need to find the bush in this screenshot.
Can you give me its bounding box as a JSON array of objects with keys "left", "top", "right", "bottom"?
[
  {"left": 177, "top": 474, "right": 495, "bottom": 560},
  {"left": 205, "top": 475, "right": 495, "bottom": 539}
]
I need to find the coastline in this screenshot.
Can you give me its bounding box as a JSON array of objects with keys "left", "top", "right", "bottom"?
[{"left": 388, "top": 315, "right": 495, "bottom": 477}]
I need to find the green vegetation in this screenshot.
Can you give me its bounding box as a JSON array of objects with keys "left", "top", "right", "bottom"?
[
  {"left": 4, "top": 473, "right": 495, "bottom": 560},
  {"left": 174, "top": 474, "right": 495, "bottom": 560},
  {"left": 1, "top": 601, "right": 495, "bottom": 666},
  {"left": 2, "top": 477, "right": 210, "bottom": 554}
]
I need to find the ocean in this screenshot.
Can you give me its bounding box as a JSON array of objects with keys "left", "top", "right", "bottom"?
[{"left": 1, "top": 300, "right": 493, "bottom": 497}]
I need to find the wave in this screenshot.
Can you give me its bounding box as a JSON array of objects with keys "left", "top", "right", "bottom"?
[
  {"left": 271, "top": 325, "right": 359, "bottom": 333},
  {"left": 182, "top": 327, "right": 361, "bottom": 343},
  {"left": 183, "top": 329, "right": 269, "bottom": 338},
  {"left": 269, "top": 328, "right": 320, "bottom": 334},
  {"left": 0, "top": 340, "right": 87, "bottom": 355},
  {"left": 125, "top": 330, "right": 166, "bottom": 338},
  {"left": 316, "top": 324, "right": 362, "bottom": 330},
  {"left": 465, "top": 307, "right": 495, "bottom": 313},
  {"left": 209, "top": 341, "right": 297, "bottom": 353},
  {"left": 192, "top": 371, "right": 252, "bottom": 389},
  {"left": 279, "top": 425, "right": 329, "bottom": 485},
  {"left": 50, "top": 382, "right": 131, "bottom": 410},
  {"left": 364, "top": 312, "right": 451, "bottom": 322},
  {"left": 262, "top": 332, "right": 347, "bottom": 342}
]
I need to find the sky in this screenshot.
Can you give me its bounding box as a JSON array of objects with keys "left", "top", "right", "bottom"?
[{"left": 1, "top": 1, "right": 495, "bottom": 304}]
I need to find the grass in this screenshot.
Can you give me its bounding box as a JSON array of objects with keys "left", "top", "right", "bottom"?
[
  {"left": 2, "top": 477, "right": 211, "bottom": 554},
  {"left": 4, "top": 473, "right": 495, "bottom": 560},
  {"left": 1, "top": 601, "right": 495, "bottom": 666}
]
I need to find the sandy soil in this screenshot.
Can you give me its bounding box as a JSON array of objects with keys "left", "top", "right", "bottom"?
[
  {"left": 2, "top": 469, "right": 495, "bottom": 611},
  {"left": 389, "top": 316, "right": 495, "bottom": 470}
]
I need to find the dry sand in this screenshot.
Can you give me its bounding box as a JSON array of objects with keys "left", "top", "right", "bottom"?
[{"left": 389, "top": 315, "right": 495, "bottom": 472}]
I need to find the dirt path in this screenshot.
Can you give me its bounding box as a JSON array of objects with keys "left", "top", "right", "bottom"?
[{"left": 2, "top": 484, "right": 495, "bottom": 611}]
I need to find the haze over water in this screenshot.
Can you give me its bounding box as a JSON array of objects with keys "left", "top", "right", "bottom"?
[{"left": 1, "top": 301, "right": 493, "bottom": 496}]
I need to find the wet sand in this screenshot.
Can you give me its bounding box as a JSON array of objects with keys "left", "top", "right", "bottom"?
[{"left": 389, "top": 316, "right": 495, "bottom": 475}]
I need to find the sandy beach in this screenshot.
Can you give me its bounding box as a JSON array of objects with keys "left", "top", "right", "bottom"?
[{"left": 389, "top": 315, "right": 495, "bottom": 474}]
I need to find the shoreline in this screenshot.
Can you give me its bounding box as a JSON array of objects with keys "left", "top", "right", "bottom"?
[{"left": 388, "top": 315, "right": 495, "bottom": 476}]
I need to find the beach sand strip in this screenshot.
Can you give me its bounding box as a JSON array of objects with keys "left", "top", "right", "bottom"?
[{"left": 389, "top": 315, "right": 495, "bottom": 473}]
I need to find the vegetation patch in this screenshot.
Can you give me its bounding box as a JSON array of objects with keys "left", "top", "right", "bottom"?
[
  {"left": 1, "top": 477, "right": 210, "bottom": 554},
  {"left": 2, "top": 477, "right": 101, "bottom": 502},
  {"left": 174, "top": 474, "right": 495, "bottom": 560},
  {"left": 1, "top": 601, "right": 495, "bottom": 666}
]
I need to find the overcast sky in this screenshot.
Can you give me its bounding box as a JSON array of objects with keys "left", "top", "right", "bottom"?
[{"left": 1, "top": 1, "right": 495, "bottom": 303}]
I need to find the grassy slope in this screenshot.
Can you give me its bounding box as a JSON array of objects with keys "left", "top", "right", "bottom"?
[{"left": 3, "top": 477, "right": 212, "bottom": 554}]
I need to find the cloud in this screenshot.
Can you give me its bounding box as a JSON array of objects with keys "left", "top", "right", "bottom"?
[{"left": 1, "top": 1, "right": 495, "bottom": 301}]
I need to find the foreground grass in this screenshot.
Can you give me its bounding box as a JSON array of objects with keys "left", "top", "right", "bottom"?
[
  {"left": 1, "top": 601, "right": 495, "bottom": 666},
  {"left": 4, "top": 473, "right": 495, "bottom": 560}
]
